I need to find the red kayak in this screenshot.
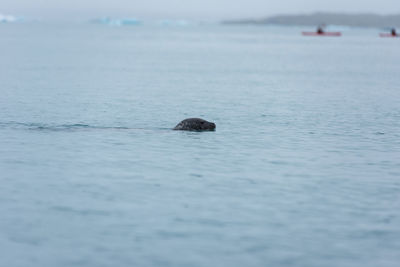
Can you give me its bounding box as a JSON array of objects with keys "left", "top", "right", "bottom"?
[
  {"left": 379, "top": 33, "right": 400, "bottom": 38},
  {"left": 302, "top": 32, "right": 342, "bottom": 37}
]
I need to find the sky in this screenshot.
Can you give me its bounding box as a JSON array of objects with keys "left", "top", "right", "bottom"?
[{"left": 1, "top": 0, "right": 400, "bottom": 20}]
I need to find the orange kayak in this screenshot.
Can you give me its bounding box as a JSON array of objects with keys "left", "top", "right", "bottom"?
[
  {"left": 379, "top": 33, "right": 400, "bottom": 38},
  {"left": 302, "top": 32, "right": 342, "bottom": 37}
]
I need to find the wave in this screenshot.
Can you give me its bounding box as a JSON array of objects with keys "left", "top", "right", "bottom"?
[
  {"left": 0, "top": 121, "right": 133, "bottom": 131},
  {"left": 0, "top": 121, "right": 172, "bottom": 132}
]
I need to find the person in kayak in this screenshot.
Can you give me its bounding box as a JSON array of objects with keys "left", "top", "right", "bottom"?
[{"left": 391, "top": 28, "right": 397, "bottom": 36}]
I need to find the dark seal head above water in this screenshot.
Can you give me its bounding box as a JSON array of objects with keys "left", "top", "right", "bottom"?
[{"left": 173, "top": 118, "right": 216, "bottom": 131}]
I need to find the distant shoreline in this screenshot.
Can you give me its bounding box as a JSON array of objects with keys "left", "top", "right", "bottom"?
[{"left": 222, "top": 12, "right": 400, "bottom": 28}]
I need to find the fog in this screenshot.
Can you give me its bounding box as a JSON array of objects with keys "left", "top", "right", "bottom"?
[{"left": 1, "top": 0, "right": 400, "bottom": 20}]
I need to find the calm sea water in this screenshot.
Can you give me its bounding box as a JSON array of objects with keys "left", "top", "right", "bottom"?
[{"left": 0, "top": 22, "right": 399, "bottom": 267}]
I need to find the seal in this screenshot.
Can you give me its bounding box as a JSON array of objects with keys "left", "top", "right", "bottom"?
[{"left": 173, "top": 118, "right": 216, "bottom": 131}]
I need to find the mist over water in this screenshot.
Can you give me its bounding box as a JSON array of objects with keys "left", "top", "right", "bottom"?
[
  {"left": 1, "top": 0, "right": 400, "bottom": 21},
  {"left": 1, "top": 22, "right": 400, "bottom": 267}
]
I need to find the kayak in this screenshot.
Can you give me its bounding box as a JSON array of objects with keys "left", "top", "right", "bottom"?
[
  {"left": 379, "top": 33, "right": 400, "bottom": 37},
  {"left": 302, "top": 32, "right": 342, "bottom": 37}
]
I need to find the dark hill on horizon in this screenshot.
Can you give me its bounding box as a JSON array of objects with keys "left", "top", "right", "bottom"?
[{"left": 223, "top": 12, "right": 400, "bottom": 28}]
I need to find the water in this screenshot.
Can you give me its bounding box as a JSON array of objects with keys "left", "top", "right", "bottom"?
[{"left": 1, "top": 22, "right": 400, "bottom": 267}]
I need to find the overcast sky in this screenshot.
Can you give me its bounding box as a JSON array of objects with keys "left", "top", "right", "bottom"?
[{"left": 2, "top": 0, "right": 400, "bottom": 20}]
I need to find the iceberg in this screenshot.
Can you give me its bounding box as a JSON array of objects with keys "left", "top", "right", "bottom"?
[
  {"left": 158, "top": 19, "right": 192, "bottom": 26},
  {"left": 94, "top": 17, "right": 141, "bottom": 26},
  {"left": 0, "top": 14, "right": 18, "bottom": 23}
]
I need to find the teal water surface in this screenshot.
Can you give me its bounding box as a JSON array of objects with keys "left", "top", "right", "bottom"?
[{"left": 0, "top": 23, "right": 400, "bottom": 267}]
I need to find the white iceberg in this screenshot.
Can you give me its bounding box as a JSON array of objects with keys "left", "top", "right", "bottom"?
[
  {"left": 0, "top": 13, "right": 18, "bottom": 23},
  {"left": 157, "top": 19, "right": 192, "bottom": 26},
  {"left": 94, "top": 17, "right": 141, "bottom": 26}
]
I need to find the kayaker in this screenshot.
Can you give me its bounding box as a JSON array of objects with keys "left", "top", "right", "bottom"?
[{"left": 391, "top": 28, "right": 397, "bottom": 36}]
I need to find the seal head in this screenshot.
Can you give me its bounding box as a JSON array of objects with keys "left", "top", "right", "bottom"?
[{"left": 173, "top": 118, "right": 216, "bottom": 131}]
